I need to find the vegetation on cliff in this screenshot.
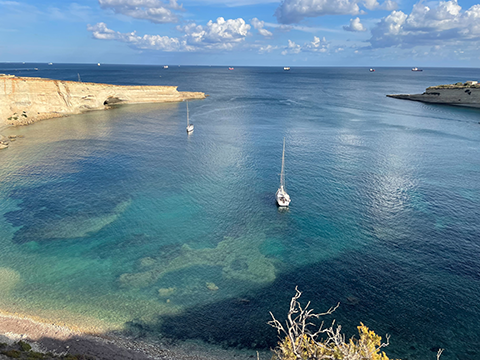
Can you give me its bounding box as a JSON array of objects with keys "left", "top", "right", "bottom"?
[
  {"left": 428, "top": 81, "right": 480, "bottom": 90},
  {"left": 0, "top": 341, "right": 93, "bottom": 360},
  {"left": 269, "top": 288, "right": 442, "bottom": 360}
]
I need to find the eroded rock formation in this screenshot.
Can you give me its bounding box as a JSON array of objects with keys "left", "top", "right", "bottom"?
[{"left": 0, "top": 75, "right": 206, "bottom": 126}]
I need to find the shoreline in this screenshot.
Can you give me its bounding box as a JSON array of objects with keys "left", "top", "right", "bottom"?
[
  {"left": 0, "top": 75, "right": 206, "bottom": 127},
  {"left": 0, "top": 310, "right": 270, "bottom": 360}
]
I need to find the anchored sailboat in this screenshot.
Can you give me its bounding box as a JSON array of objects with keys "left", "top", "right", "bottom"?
[
  {"left": 276, "top": 138, "right": 291, "bottom": 207},
  {"left": 186, "top": 101, "right": 194, "bottom": 133}
]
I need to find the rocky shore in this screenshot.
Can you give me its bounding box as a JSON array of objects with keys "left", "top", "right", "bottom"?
[
  {"left": 0, "top": 313, "right": 267, "bottom": 360},
  {"left": 0, "top": 75, "right": 206, "bottom": 127},
  {"left": 387, "top": 81, "right": 480, "bottom": 108},
  {"left": 0, "top": 133, "right": 24, "bottom": 150}
]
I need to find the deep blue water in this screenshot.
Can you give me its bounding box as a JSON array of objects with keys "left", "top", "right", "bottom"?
[{"left": 0, "top": 63, "right": 480, "bottom": 359}]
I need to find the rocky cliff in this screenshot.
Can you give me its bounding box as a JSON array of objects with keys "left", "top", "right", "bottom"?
[
  {"left": 387, "top": 82, "right": 480, "bottom": 108},
  {"left": 0, "top": 75, "right": 206, "bottom": 126}
]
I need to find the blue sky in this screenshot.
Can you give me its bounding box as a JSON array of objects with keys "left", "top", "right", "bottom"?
[{"left": 0, "top": 0, "right": 479, "bottom": 66}]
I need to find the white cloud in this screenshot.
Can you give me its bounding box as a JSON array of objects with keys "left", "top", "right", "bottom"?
[
  {"left": 98, "top": 0, "right": 182, "bottom": 24},
  {"left": 274, "top": 0, "right": 398, "bottom": 24},
  {"left": 369, "top": 0, "right": 480, "bottom": 48},
  {"left": 343, "top": 17, "right": 367, "bottom": 31},
  {"left": 275, "top": 0, "right": 360, "bottom": 24},
  {"left": 178, "top": 17, "right": 251, "bottom": 49},
  {"left": 193, "top": 0, "right": 278, "bottom": 5},
  {"left": 87, "top": 17, "right": 251, "bottom": 52},
  {"left": 251, "top": 18, "right": 273, "bottom": 37},
  {"left": 281, "top": 40, "right": 301, "bottom": 54},
  {"left": 364, "top": 0, "right": 379, "bottom": 10},
  {"left": 381, "top": 0, "right": 397, "bottom": 11},
  {"left": 87, "top": 22, "right": 192, "bottom": 50},
  {"left": 282, "top": 36, "right": 329, "bottom": 54},
  {"left": 258, "top": 44, "right": 279, "bottom": 53}
]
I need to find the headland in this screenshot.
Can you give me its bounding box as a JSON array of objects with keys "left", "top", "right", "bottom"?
[
  {"left": 0, "top": 74, "right": 206, "bottom": 127},
  {"left": 387, "top": 81, "right": 480, "bottom": 108}
]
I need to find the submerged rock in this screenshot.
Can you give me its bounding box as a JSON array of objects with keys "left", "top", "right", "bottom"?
[
  {"left": 7, "top": 197, "right": 131, "bottom": 243},
  {"left": 158, "top": 287, "right": 176, "bottom": 297},
  {"left": 206, "top": 282, "right": 219, "bottom": 291},
  {"left": 119, "top": 234, "right": 278, "bottom": 289},
  {"left": 0, "top": 267, "right": 21, "bottom": 294}
]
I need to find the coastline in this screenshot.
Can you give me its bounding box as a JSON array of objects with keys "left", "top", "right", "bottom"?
[
  {"left": 0, "top": 311, "right": 269, "bottom": 360},
  {"left": 0, "top": 75, "right": 206, "bottom": 127},
  {"left": 387, "top": 81, "right": 480, "bottom": 108}
]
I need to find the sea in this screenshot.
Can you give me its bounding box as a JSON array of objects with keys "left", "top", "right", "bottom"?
[{"left": 0, "top": 64, "right": 479, "bottom": 360}]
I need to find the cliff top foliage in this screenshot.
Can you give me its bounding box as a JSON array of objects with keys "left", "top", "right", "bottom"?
[
  {"left": 428, "top": 82, "right": 480, "bottom": 90},
  {"left": 269, "top": 287, "right": 444, "bottom": 360}
]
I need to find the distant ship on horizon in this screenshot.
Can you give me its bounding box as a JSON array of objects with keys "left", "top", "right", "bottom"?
[{"left": 412, "top": 67, "right": 423, "bottom": 71}]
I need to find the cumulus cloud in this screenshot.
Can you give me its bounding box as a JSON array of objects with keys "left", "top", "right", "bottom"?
[
  {"left": 343, "top": 17, "right": 367, "bottom": 31},
  {"left": 178, "top": 17, "right": 251, "bottom": 49},
  {"left": 369, "top": 0, "right": 480, "bottom": 48},
  {"left": 87, "top": 22, "right": 189, "bottom": 50},
  {"left": 98, "top": 0, "right": 183, "bottom": 24},
  {"left": 274, "top": 0, "right": 398, "bottom": 24},
  {"left": 282, "top": 36, "right": 329, "bottom": 54},
  {"left": 251, "top": 18, "right": 273, "bottom": 37},
  {"left": 87, "top": 17, "right": 251, "bottom": 52}
]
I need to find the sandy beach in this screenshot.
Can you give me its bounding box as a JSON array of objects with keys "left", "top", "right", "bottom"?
[{"left": 0, "top": 312, "right": 269, "bottom": 360}]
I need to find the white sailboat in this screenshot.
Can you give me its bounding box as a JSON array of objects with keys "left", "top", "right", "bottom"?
[
  {"left": 186, "top": 101, "right": 194, "bottom": 133},
  {"left": 276, "top": 138, "right": 291, "bottom": 207}
]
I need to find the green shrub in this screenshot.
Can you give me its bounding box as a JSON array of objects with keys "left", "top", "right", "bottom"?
[
  {"left": 2, "top": 349, "right": 21, "bottom": 358},
  {"left": 18, "top": 340, "right": 32, "bottom": 351},
  {"left": 27, "top": 352, "right": 45, "bottom": 359},
  {"left": 269, "top": 288, "right": 399, "bottom": 360}
]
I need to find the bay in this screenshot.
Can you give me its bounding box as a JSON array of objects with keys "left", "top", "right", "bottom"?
[{"left": 0, "top": 64, "right": 479, "bottom": 359}]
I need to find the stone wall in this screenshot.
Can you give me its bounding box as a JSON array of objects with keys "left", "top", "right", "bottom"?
[{"left": 0, "top": 76, "right": 206, "bottom": 126}]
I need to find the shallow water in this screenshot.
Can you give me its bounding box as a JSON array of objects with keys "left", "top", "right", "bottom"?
[{"left": 0, "top": 64, "right": 480, "bottom": 359}]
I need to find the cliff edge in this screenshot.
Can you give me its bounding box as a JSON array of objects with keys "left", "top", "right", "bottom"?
[
  {"left": 387, "top": 81, "right": 480, "bottom": 108},
  {"left": 0, "top": 75, "right": 206, "bottom": 126}
]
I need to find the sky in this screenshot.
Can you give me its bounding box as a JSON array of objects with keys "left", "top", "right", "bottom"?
[{"left": 0, "top": 0, "right": 479, "bottom": 66}]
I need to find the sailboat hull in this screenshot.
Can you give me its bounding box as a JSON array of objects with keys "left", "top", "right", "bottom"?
[{"left": 276, "top": 188, "right": 291, "bottom": 207}]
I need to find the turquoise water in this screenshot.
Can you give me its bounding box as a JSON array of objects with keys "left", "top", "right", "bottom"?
[{"left": 1, "top": 64, "right": 480, "bottom": 359}]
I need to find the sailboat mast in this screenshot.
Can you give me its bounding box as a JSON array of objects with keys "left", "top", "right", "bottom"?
[
  {"left": 186, "top": 101, "right": 190, "bottom": 126},
  {"left": 280, "top": 138, "right": 286, "bottom": 188}
]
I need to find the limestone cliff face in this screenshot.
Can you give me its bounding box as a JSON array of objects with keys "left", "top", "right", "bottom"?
[
  {"left": 0, "top": 76, "right": 206, "bottom": 126},
  {"left": 387, "top": 84, "right": 480, "bottom": 108}
]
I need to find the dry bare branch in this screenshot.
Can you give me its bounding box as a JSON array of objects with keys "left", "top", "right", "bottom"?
[
  {"left": 437, "top": 348, "right": 444, "bottom": 360},
  {"left": 269, "top": 287, "right": 393, "bottom": 360}
]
